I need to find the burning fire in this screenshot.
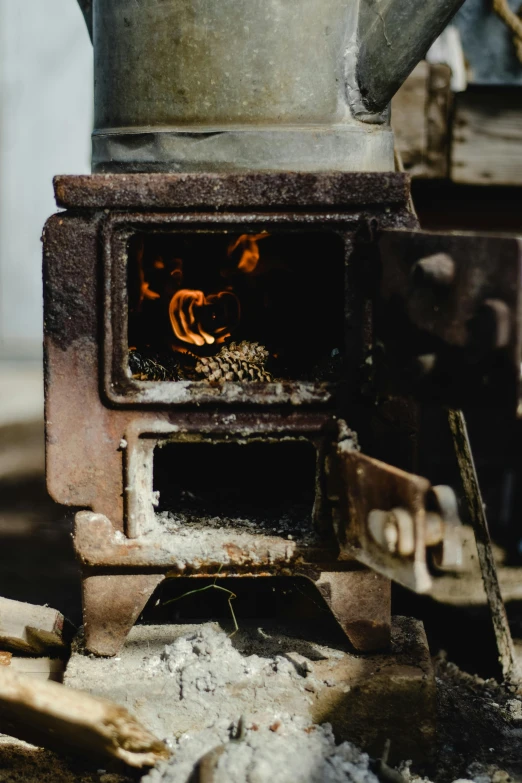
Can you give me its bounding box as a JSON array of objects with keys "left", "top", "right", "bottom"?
[
  {"left": 137, "top": 241, "right": 161, "bottom": 306},
  {"left": 138, "top": 233, "right": 270, "bottom": 353},
  {"left": 141, "top": 282, "right": 160, "bottom": 301},
  {"left": 227, "top": 233, "right": 268, "bottom": 274},
  {"left": 169, "top": 289, "right": 240, "bottom": 347}
]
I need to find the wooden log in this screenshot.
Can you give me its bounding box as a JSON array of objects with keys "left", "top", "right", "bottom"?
[
  {"left": 0, "top": 667, "right": 170, "bottom": 767},
  {"left": 0, "top": 597, "right": 72, "bottom": 655},
  {"left": 3, "top": 656, "right": 64, "bottom": 682}
]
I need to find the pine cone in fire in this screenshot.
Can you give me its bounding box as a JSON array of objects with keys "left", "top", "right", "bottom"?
[
  {"left": 129, "top": 350, "right": 170, "bottom": 381},
  {"left": 195, "top": 341, "right": 272, "bottom": 382}
]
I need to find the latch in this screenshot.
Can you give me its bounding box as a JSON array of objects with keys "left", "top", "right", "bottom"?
[{"left": 327, "top": 430, "right": 464, "bottom": 593}]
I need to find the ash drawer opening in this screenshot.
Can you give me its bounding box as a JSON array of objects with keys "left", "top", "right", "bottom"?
[{"left": 153, "top": 440, "right": 317, "bottom": 537}]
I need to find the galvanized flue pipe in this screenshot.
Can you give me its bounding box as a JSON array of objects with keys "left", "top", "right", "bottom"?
[
  {"left": 357, "top": 0, "right": 467, "bottom": 115},
  {"left": 76, "top": 0, "right": 465, "bottom": 173}
]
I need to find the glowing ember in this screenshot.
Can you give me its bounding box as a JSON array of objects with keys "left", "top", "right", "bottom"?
[
  {"left": 228, "top": 233, "right": 268, "bottom": 274},
  {"left": 169, "top": 289, "right": 240, "bottom": 347}
]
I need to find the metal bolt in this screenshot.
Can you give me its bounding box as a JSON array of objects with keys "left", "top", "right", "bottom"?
[
  {"left": 412, "top": 252, "right": 455, "bottom": 286},
  {"left": 368, "top": 507, "right": 415, "bottom": 557}
]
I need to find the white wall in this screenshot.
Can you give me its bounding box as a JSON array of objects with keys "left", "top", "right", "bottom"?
[{"left": 0, "top": 0, "right": 93, "bottom": 359}]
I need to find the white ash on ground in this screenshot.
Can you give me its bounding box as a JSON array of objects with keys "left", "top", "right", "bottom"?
[
  {"left": 148, "top": 622, "right": 312, "bottom": 704},
  {"left": 139, "top": 641, "right": 522, "bottom": 783},
  {"left": 117, "top": 624, "right": 325, "bottom": 740},
  {"left": 65, "top": 623, "right": 333, "bottom": 748},
  {"left": 143, "top": 714, "right": 379, "bottom": 783},
  {"left": 65, "top": 618, "right": 439, "bottom": 774},
  {"left": 64, "top": 624, "right": 522, "bottom": 783}
]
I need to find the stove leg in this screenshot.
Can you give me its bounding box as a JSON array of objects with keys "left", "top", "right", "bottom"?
[
  {"left": 315, "top": 570, "right": 391, "bottom": 652},
  {"left": 82, "top": 573, "right": 164, "bottom": 656}
]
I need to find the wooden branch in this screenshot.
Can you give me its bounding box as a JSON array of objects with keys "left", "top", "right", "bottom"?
[
  {"left": 0, "top": 668, "right": 170, "bottom": 768},
  {"left": 448, "top": 409, "right": 519, "bottom": 682},
  {"left": 0, "top": 597, "right": 72, "bottom": 655}
]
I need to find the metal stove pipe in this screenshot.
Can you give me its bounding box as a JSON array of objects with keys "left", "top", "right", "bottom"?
[
  {"left": 75, "top": 0, "right": 464, "bottom": 174},
  {"left": 356, "top": 0, "right": 467, "bottom": 116}
]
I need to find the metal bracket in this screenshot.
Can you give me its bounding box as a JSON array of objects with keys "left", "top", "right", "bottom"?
[{"left": 328, "top": 439, "right": 464, "bottom": 593}]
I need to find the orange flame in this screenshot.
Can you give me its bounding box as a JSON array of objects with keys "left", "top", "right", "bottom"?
[
  {"left": 169, "top": 289, "right": 240, "bottom": 347},
  {"left": 228, "top": 233, "right": 268, "bottom": 274},
  {"left": 137, "top": 243, "right": 161, "bottom": 304},
  {"left": 141, "top": 282, "right": 160, "bottom": 300}
]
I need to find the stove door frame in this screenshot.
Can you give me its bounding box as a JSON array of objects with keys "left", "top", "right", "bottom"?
[{"left": 102, "top": 211, "right": 356, "bottom": 408}]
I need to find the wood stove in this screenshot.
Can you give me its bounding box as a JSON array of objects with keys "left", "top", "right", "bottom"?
[{"left": 43, "top": 171, "right": 471, "bottom": 657}]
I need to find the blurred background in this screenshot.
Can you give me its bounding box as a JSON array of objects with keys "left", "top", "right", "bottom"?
[
  {"left": 0, "top": 0, "right": 92, "bottom": 362},
  {"left": 0, "top": 0, "right": 91, "bottom": 624},
  {"left": 0, "top": 0, "right": 521, "bottom": 666}
]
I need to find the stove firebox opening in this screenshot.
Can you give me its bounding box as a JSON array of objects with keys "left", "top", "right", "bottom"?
[
  {"left": 127, "top": 231, "right": 345, "bottom": 384},
  {"left": 153, "top": 440, "right": 318, "bottom": 540}
]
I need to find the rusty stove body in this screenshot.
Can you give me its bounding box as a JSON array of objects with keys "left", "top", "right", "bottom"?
[{"left": 43, "top": 171, "right": 522, "bottom": 657}]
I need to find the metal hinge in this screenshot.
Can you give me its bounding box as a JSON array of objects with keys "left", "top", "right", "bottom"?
[{"left": 327, "top": 430, "right": 464, "bottom": 593}]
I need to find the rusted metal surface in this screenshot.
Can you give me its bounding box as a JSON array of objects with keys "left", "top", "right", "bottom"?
[
  {"left": 121, "top": 423, "right": 332, "bottom": 541},
  {"left": 44, "top": 214, "right": 129, "bottom": 525},
  {"left": 80, "top": 560, "right": 391, "bottom": 657},
  {"left": 315, "top": 570, "right": 391, "bottom": 652},
  {"left": 43, "top": 174, "right": 416, "bottom": 523},
  {"left": 43, "top": 172, "right": 422, "bottom": 654},
  {"left": 375, "top": 229, "right": 522, "bottom": 408},
  {"left": 74, "top": 512, "right": 339, "bottom": 572},
  {"left": 83, "top": 574, "right": 164, "bottom": 656},
  {"left": 53, "top": 172, "right": 414, "bottom": 212},
  {"left": 43, "top": 213, "right": 102, "bottom": 351},
  {"left": 330, "top": 441, "right": 463, "bottom": 593},
  {"left": 105, "top": 211, "right": 354, "bottom": 408}
]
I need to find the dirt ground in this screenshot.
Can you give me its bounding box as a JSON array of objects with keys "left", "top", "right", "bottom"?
[{"left": 430, "top": 655, "right": 522, "bottom": 783}]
